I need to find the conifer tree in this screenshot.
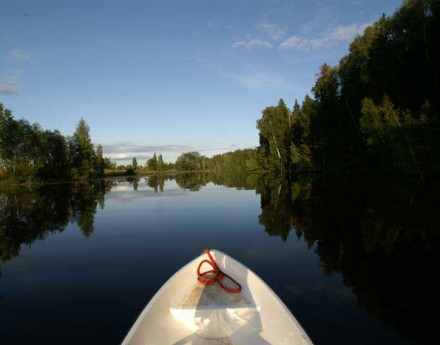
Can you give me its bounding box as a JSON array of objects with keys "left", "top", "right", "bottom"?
[
  {"left": 71, "top": 118, "right": 95, "bottom": 178},
  {"left": 158, "top": 154, "right": 164, "bottom": 171},
  {"left": 132, "top": 157, "right": 138, "bottom": 171}
]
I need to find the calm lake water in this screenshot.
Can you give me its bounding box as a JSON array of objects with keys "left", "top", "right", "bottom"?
[{"left": 0, "top": 173, "right": 437, "bottom": 345}]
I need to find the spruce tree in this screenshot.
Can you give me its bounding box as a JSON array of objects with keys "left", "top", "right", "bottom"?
[
  {"left": 132, "top": 157, "right": 138, "bottom": 171},
  {"left": 72, "top": 118, "right": 95, "bottom": 178},
  {"left": 158, "top": 154, "right": 164, "bottom": 171}
]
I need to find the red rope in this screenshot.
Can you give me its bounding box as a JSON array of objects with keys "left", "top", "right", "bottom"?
[{"left": 197, "top": 249, "right": 242, "bottom": 294}]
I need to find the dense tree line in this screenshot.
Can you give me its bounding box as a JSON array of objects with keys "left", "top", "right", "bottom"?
[
  {"left": 206, "top": 149, "right": 259, "bottom": 173},
  {"left": 172, "top": 149, "right": 259, "bottom": 173},
  {"left": 174, "top": 151, "right": 207, "bottom": 171},
  {"left": 0, "top": 104, "right": 107, "bottom": 181},
  {"left": 256, "top": 0, "right": 440, "bottom": 177},
  {"left": 114, "top": 154, "right": 173, "bottom": 172},
  {"left": 145, "top": 153, "right": 171, "bottom": 171}
]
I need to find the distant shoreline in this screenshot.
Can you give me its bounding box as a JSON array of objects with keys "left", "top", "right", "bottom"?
[
  {"left": 103, "top": 169, "right": 212, "bottom": 178},
  {"left": 0, "top": 169, "right": 215, "bottom": 190}
]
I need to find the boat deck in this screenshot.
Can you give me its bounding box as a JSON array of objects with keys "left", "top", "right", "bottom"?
[{"left": 180, "top": 282, "right": 253, "bottom": 308}]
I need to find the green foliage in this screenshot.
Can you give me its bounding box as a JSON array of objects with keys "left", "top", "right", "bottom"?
[
  {"left": 359, "top": 95, "right": 426, "bottom": 174},
  {"left": 255, "top": 0, "right": 440, "bottom": 176},
  {"left": 291, "top": 95, "right": 314, "bottom": 172},
  {"left": 103, "top": 157, "right": 116, "bottom": 169},
  {"left": 0, "top": 108, "right": 41, "bottom": 178},
  {"left": 163, "top": 161, "right": 175, "bottom": 170},
  {"left": 71, "top": 118, "right": 96, "bottom": 178},
  {"left": 38, "top": 130, "right": 70, "bottom": 178},
  {"left": 147, "top": 153, "right": 158, "bottom": 170},
  {"left": 256, "top": 99, "right": 291, "bottom": 173},
  {"left": 255, "top": 95, "right": 316, "bottom": 175},
  {"left": 96, "top": 144, "right": 105, "bottom": 176},
  {"left": 132, "top": 157, "right": 138, "bottom": 171},
  {"left": 172, "top": 149, "right": 259, "bottom": 174},
  {"left": 206, "top": 149, "right": 258, "bottom": 173},
  {"left": 157, "top": 154, "right": 164, "bottom": 171},
  {"left": 0, "top": 104, "right": 104, "bottom": 181},
  {"left": 175, "top": 151, "right": 207, "bottom": 171}
]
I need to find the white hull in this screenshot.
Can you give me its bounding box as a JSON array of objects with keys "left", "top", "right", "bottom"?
[{"left": 121, "top": 250, "right": 313, "bottom": 345}]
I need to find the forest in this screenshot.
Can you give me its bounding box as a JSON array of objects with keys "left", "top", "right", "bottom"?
[
  {"left": 256, "top": 0, "right": 439, "bottom": 178},
  {"left": 0, "top": 104, "right": 259, "bottom": 182},
  {"left": 0, "top": 107, "right": 106, "bottom": 181},
  {"left": 154, "top": 0, "right": 440, "bottom": 178},
  {"left": 1, "top": 0, "right": 439, "bottom": 183}
]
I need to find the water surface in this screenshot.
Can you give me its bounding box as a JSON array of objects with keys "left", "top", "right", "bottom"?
[{"left": 0, "top": 174, "right": 437, "bottom": 344}]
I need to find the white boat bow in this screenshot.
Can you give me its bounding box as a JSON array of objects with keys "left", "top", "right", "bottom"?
[{"left": 121, "top": 249, "right": 313, "bottom": 345}]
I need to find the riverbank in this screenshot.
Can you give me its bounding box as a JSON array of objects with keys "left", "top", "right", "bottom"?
[
  {"left": 0, "top": 169, "right": 216, "bottom": 190},
  {"left": 102, "top": 168, "right": 211, "bottom": 177}
]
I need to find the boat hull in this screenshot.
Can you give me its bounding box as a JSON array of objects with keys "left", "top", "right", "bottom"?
[{"left": 121, "top": 250, "right": 313, "bottom": 345}]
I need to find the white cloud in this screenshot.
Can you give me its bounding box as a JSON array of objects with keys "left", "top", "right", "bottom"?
[
  {"left": 229, "top": 69, "right": 297, "bottom": 90},
  {"left": 102, "top": 143, "right": 195, "bottom": 154},
  {"left": 279, "top": 23, "right": 370, "bottom": 50},
  {"left": 10, "top": 48, "right": 31, "bottom": 61},
  {"left": 102, "top": 143, "right": 240, "bottom": 164},
  {"left": 232, "top": 39, "right": 273, "bottom": 49},
  {"left": 280, "top": 36, "right": 328, "bottom": 49},
  {"left": 110, "top": 154, "right": 152, "bottom": 161},
  {"left": 0, "top": 84, "right": 18, "bottom": 95},
  {"left": 0, "top": 71, "right": 21, "bottom": 95},
  {"left": 329, "top": 23, "right": 370, "bottom": 40},
  {"left": 279, "top": 35, "right": 302, "bottom": 49},
  {"left": 259, "top": 22, "right": 285, "bottom": 40}
]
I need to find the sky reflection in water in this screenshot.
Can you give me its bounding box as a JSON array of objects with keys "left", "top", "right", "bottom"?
[{"left": 1, "top": 174, "right": 435, "bottom": 345}]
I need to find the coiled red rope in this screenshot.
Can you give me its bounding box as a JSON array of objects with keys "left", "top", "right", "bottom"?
[{"left": 197, "top": 249, "right": 242, "bottom": 294}]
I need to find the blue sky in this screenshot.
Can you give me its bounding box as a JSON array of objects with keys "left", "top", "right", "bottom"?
[{"left": 0, "top": 0, "right": 401, "bottom": 164}]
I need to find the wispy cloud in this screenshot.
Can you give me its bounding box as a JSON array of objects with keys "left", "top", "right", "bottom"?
[
  {"left": 328, "top": 23, "right": 369, "bottom": 40},
  {"left": 228, "top": 69, "right": 297, "bottom": 90},
  {"left": 10, "top": 48, "right": 31, "bottom": 61},
  {"left": 102, "top": 143, "right": 195, "bottom": 154},
  {"left": 299, "top": 6, "right": 338, "bottom": 36},
  {"left": 279, "top": 23, "right": 370, "bottom": 50},
  {"left": 279, "top": 35, "right": 328, "bottom": 50},
  {"left": 259, "top": 22, "right": 285, "bottom": 40},
  {"left": 0, "top": 84, "right": 18, "bottom": 95},
  {"left": 279, "top": 36, "right": 303, "bottom": 49},
  {"left": 110, "top": 154, "right": 152, "bottom": 162},
  {"left": 0, "top": 71, "right": 21, "bottom": 95},
  {"left": 102, "top": 143, "right": 240, "bottom": 161},
  {"left": 232, "top": 39, "right": 273, "bottom": 49}
]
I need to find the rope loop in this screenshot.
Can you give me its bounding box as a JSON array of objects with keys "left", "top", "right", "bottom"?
[{"left": 197, "top": 249, "right": 242, "bottom": 294}]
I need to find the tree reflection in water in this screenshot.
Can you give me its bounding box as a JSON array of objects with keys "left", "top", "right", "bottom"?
[
  {"left": 255, "top": 174, "right": 439, "bottom": 344},
  {"left": 0, "top": 180, "right": 113, "bottom": 262},
  {"left": 175, "top": 173, "right": 209, "bottom": 191},
  {"left": 146, "top": 175, "right": 166, "bottom": 192},
  {"left": 0, "top": 173, "right": 438, "bottom": 343}
]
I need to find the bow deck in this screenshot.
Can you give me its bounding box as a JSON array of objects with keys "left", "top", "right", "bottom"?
[{"left": 180, "top": 281, "right": 253, "bottom": 308}]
